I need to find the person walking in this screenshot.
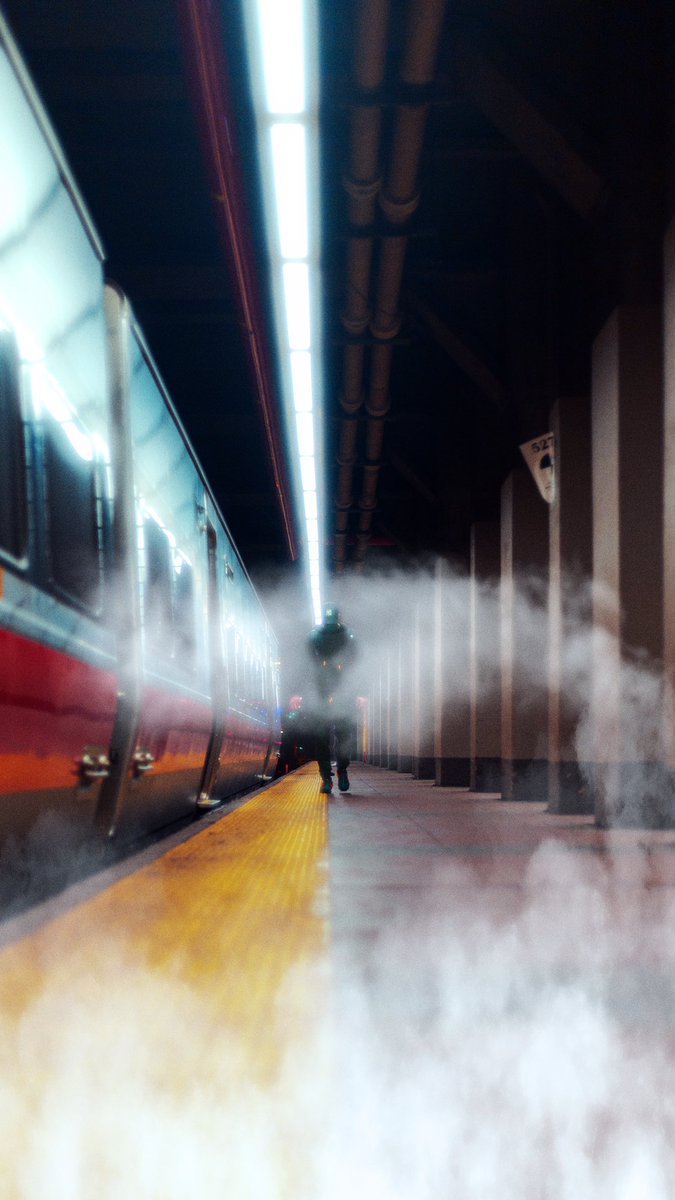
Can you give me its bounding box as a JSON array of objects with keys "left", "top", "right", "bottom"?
[{"left": 307, "top": 605, "right": 357, "bottom": 793}]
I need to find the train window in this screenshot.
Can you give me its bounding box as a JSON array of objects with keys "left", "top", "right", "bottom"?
[
  {"left": 44, "top": 420, "right": 101, "bottom": 609},
  {"left": 0, "top": 331, "right": 28, "bottom": 561},
  {"left": 174, "top": 556, "right": 196, "bottom": 665},
  {"left": 143, "top": 517, "right": 173, "bottom": 652}
]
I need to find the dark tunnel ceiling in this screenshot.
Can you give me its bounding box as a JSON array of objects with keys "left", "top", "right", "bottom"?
[{"left": 2, "top": 0, "right": 671, "bottom": 578}]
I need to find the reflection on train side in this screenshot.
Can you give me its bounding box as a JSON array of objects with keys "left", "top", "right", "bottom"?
[{"left": 0, "top": 13, "right": 280, "bottom": 860}]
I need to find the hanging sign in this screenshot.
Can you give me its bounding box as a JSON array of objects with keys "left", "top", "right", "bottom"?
[{"left": 519, "top": 432, "right": 556, "bottom": 504}]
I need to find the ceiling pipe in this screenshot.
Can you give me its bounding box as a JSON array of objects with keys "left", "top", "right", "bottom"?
[
  {"left": 353, "top": 0, "right": 448, "bottom": 568},
  {"left": 334, "top": 0, "right": 391, "bottom": 572}
]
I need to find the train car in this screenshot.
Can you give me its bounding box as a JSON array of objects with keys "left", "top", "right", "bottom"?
[{"left": 0, "top": 13, "right": 280, "bottom": 856}]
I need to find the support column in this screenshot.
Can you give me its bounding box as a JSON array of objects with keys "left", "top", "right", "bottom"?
[
  {"left": 501, "top": 468, "right": 549, "bottom": 801},
  {"left": 397, "top": 625, "right": 414, "bottom": 773},
  {"left": 369, "top": 663, "right": 382, "bottom": 766},
  {"left": 434, "top": 559, "right": 471, "bottom": 786},
  {"left": 664, "top": 223, "right": 675, "bottom": 790},
  {"left": 356, "top": 696, "right": 367, "bottom": 763},
  {"left": 470, "top": 521, "right": 501, "bottom": 792},
  {"left": 384, "top": 647, "right": 394, "bottom": 769},
  {"left": 548, "top": 396, "right": 593, "bottom": 813},
  {"left": 376, "top": 659, "right": 385, "bottom": 767},
  {"left": 589, "top": 305, "right": 664, "bottom": 825},
  {"left": 412, "top": 587, "right": 434, "bottom": 778}
]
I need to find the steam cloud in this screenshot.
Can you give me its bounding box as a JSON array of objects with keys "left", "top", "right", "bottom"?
[
  {"left": 2, "top": 839, "right": 675, "bottom": 1196},
  {"left": 1, "top": 563, "right": 671, "bottom": 1192},
  {"left": 259, "top": 560, "right": 672, "bottom": 823}
]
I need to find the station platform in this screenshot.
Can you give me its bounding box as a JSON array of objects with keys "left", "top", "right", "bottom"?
[{"left": 2, "top": 762, "right": 675, "bottom": 1196}]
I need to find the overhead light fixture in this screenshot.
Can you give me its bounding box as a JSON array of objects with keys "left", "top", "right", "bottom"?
[
  {"left": 290, "top": 350, "right": 313, "bottom": 410},
  {"left": 282, "top": 263, "right": 311, "bottom": 350},
  {"left": 270, "top": 125, "right": 308, "bottom": 258},
  {"left": 255, "top": 0, "right": 306, "bottom": 114},
  {"left": 244, "top": 0, "right": 324, "bottom": 627},
  {"left": 300, "top": 457, "right": 316, "bottom": 492},
  {"left": 295, "top": 410, "right": 314, "bottom": 457}
]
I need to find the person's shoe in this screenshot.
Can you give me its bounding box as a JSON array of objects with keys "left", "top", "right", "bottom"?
[
  {"left": 337, "top": 768, "right": 350, "bottom": 793},
  {"left": 320, "top": 778, "right": 332, "bottom": 794}
]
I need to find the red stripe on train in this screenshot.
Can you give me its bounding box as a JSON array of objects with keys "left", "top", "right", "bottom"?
[{"left": 0, "top": 626, "right": 118, "bottom": 791}]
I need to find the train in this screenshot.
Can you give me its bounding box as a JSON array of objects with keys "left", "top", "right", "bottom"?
[{"left": 0, "top": 14, "right": 281, "bottom": 858}]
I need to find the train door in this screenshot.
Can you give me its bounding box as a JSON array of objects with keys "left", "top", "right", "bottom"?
[
  {"left": 210, "top": 550, "right": 247, "bottom": 801},
  {"left": 125, "top": 509, "right": 210, "bottom": 833},
  {"left": 196, "top": 522, "right": 227, "bottom": 807},
  {"left": 97, "top": 290, "right": 214, "bottom": 839},
  {"left": 260, "top": 630, "right": 281, "bottom": 779}
]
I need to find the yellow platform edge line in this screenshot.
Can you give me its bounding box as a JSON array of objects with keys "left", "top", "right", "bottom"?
[{"left": 0, "top": 765, "right": 331, "bottom": 1083}]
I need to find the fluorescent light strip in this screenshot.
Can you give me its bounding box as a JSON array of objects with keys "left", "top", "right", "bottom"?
[
  {"left": 270, "top": 124, "right": 308, "bottom": 259},
  {"left": 291, "top": 350, "right": 313, "bottom": 411},
  {"left": 256, "top": 0, "right": 305, "bottom": 113},
  {"left": 282, "top": 262, "right": 311, "bottom": 350},
  {"left": 300, "top": 456, "right": 316, "bottom": 491},
  {"left": 296, "top": 410, "right": 314, "bottom": 457},
  {"left": 246, "top": 0, "right": 324, "bottom": 625}
]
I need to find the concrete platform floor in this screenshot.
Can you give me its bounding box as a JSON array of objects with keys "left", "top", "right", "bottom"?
[
  {"left": 1, "top": 762, "right": 675, "bottom": 1197},
  {"left": 328, "top": 765, "right": 675, "bottom": 1199}
]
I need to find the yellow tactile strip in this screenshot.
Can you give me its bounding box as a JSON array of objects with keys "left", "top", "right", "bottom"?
[{"left": 0, "top": 766, "right": 330, "bottom": 1084}]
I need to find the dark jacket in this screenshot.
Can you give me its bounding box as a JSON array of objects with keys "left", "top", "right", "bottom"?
[{"left": 308, "top": 620, "right": 357, "bottom": 704}]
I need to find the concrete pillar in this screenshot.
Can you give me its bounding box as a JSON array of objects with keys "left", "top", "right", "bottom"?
[
  {"left": 501, "top": 468, "right": 549, "bottom": 801},
  {"left": 433, "top": 558, "right": 471, "bottom": 786},
  {"left": 374, "top": 652, "right": 386, "bottom": 763},
  {"left": 384, "top": 647, "right": 395, "bottom": 769},
  {"left": 470, "top": 521, "right": 501, "bottom": 792},
  {"left": 548, "top": 396, "right": 593, "bottom": 814},
  {"left": 397, "top": 625, "right": 414, "bottom": 773},
  {"left": 363, "top": 685, "right": 372, "bottom": 763},
  {"left": 589, "top": 305, "right": 664, "bottom": 825},
  {"left": 356, "top": 697, "right": 367, "bottom": 763},
  {"left": 369, "top": 664, "right": 382, "bottom": 766},
  {"left": 375, "top": 659, "right": 385, "bottom": 766},
  {"left": 412, "top": 587, "right": 434, "bottom": 778},
  {"left": 664, "top": 224, "right": 675, "bottom": 787}
]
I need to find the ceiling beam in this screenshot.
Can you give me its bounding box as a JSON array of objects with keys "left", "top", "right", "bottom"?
[
  {"left": 456, "top": 46, "right": 606, "bottom": 219},
  {"left": 388, "top": 451, "right": 437, "bottom": 504},
  {"left": 410, "top": 295, "right": 505, "bottom": 410}
]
